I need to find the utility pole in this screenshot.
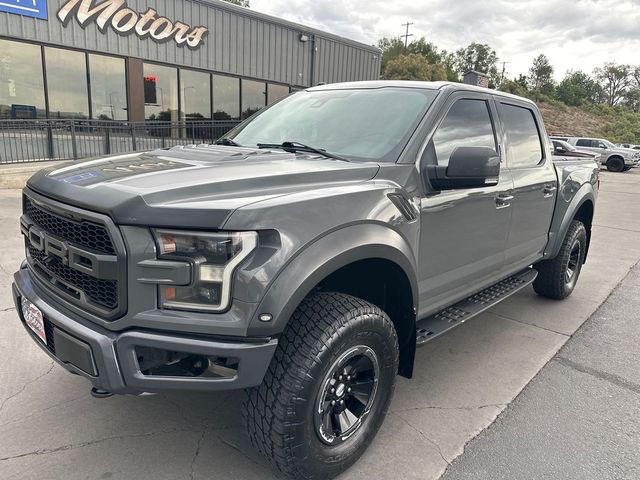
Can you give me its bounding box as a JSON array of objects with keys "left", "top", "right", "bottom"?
[
  {"left": 500, "top": 61, "right": 510, "bottom": 86},
  {"left": 401, "top": 22, "right": 414, "bottom": 48}
]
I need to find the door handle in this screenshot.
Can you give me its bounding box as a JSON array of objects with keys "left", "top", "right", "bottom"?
[
  {"left": 543, "top": 185, "right": 557, "bottom": 198},
  {"left": 495, "top": 193, "right": 514, "bottom": 209}
]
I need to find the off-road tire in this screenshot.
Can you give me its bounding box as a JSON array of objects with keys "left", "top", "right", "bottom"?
[
  {"left": 243, "top": 292, "right": 399, "bottom": 480},
  {"left": 533, "top": 220, "right": 587, "bottom": 300},
  {"left": 606, "top": 156, "right": 625, "bottom": 172}
]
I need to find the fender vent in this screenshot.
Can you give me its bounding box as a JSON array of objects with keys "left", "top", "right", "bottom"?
[{"left": 388, "top": 193, "right": 418, "bottom": 221}]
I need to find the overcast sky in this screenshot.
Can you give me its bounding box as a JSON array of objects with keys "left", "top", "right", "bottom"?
[{"left": 251, "top": 0, "right": 639, "bottom": 80}]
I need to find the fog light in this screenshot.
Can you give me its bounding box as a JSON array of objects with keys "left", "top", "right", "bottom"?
[{"left": 259, "top": 313, "right": 273, "bottom": 322}]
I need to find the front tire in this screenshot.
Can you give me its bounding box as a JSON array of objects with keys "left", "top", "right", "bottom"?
[
  {"left": 244, "top": 292, "right": 399, "bottom": 480},
  {"left": 533, "top": 220, "right": 587, "bottom": 300}
]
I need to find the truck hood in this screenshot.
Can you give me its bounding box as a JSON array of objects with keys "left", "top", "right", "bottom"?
[{"left": 27, "top": 145, "right": 380, "bottom": 229}]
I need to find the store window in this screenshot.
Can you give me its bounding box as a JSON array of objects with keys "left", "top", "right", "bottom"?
[
  {"left": 212, "top": 75, "right": 240, "bottom": 120},
  {"left": 88, "top": 54, "right": 127, "bottom": 121},
  {"left": 180, "top": 69, "right": 211, "bottom": 120},
  {"left": 0, "top": 40, "right": 46, "bottom": 119},
  {"left": 45, "top": 47, "right": 89, "bottom": 119},
  {"left": 267, "top": 83, "right": 289, "bottom": 105},
  {"left": 144, "top": 63, "right": 179, "bottom": 121},
  {"left": 241, "top": 79, "right": 266, "bottom": 119}
]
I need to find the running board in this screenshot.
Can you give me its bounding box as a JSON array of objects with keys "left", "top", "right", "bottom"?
[{"left": 416, "top": 269, "right": 538, "bottom": 347}]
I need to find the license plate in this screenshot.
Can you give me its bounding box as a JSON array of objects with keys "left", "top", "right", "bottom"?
[{"left": 21, "top": 298, "right": 47, "bottom": 344}]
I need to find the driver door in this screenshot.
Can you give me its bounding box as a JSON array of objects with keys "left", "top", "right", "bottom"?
[{"left": 417, "top": 93, "right": 514, "bottom": 318}]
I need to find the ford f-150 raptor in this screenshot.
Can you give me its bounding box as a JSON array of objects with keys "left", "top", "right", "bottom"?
[{"left": 12, "top": 81, "right": 599, "bottom": 480}]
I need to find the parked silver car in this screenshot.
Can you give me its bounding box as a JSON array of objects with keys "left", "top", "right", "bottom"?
[{"left": 560, "top": 137, "right": 640, "bottom": 172}]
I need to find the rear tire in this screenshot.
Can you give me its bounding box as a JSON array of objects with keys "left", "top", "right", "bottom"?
[
  {"left": 243, "top": 292, "right": 399, "bottom": 480},
  {"left": 533, "top": 220, "right": 587, "bottom": 300},
  {"left": 606, "top": 156, "right": 625, "bottom": 172}
]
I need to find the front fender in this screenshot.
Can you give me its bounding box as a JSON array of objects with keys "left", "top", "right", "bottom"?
[{"left": 246, "top": 223, "right": 418, "bottom": 337}]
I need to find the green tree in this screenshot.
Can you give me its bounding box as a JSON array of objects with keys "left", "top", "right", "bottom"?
[
  {"left": 528, "top": 54, "right": 554, "bottom": 94},
  {"left": 377, "top": 37, "right": 408, "bottom": 75},
  {"left": 594, "top": 63, "right": 632, "bottom": 106},
  {"left": 555, "top": 71, "right": 601, "bottom": 106},
  {"left": 384, "top": 53, "right": 447, "bottom": 81},
  {"left": 221, "top": 0, "right": 250, "bottom": 6},
  {"left": 454, "top": 43, "right": 499, "bottom": 85}
]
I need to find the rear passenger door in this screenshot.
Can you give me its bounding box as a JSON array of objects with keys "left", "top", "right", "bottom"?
[{"left": 498, "top": 100, "right": 557, "bottom": 270}]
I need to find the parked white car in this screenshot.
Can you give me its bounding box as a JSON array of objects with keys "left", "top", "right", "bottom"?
[{"left": 560, "top": 137, "right": 640, "bottom": 172}]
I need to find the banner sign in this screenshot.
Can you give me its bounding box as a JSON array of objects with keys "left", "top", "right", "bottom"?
[{"left": 0, "top": 0, "right": 48, "bottom": 19}]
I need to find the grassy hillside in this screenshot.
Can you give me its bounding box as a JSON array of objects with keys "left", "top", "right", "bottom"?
[{"left": 537, "top": 100, "right": 640, "bottom": 144}]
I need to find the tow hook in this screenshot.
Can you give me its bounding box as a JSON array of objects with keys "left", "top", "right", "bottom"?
[{"left": 90, "top": 387, "right": 114, "bottom": 399}]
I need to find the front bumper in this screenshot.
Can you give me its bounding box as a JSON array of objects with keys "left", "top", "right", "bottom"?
[{"left": 12, "top": 266, "right": 278, "bottom": 395}]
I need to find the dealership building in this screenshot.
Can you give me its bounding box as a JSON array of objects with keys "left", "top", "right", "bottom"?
[{"left": 0, "top": 0, "right": 381, "bottom": 123}]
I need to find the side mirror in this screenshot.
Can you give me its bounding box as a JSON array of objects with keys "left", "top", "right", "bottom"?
[
  {"left": 598, "top": 144, "right": 607, "bottom": 149},
  {"left": 555, "top": 146, "right": 566, "bottom": 154},
  {"left": 425, "top": 146, "right": 500, "bottom": 190}
]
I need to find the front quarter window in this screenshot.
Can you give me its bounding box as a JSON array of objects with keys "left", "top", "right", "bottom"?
[{"left": 229, "top": 88, "right": 438, "bottom": 162}]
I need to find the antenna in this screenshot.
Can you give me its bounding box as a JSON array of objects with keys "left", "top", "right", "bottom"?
[{"left": 401, "top": 22, "right": 414, "bottom": 48}]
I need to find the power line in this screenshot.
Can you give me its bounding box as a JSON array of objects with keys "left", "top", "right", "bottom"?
[{"left": 401, "top": 22, "right": 414, "bottom": 48}]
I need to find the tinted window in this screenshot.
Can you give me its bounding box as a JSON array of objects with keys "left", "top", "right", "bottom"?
[
  {"left": 45, "top": 47, "right": 89, "bottom": 118},
  {"left": 0, "top": 40, "right": 46, "bottom": 119},
  {"left": 502, "top": 104, "right": 543, "bottom": 168},
  {"left": 241, "top": 79, "right": 266, "bottom": 119},
  {"left": 432, "top": 99, "right": 496, "bottom": 167},
  {"left": 212, "top": 74, "right": 239, "bottom": 120},
  {"left": 88, "top": 54, "right": 127, "bottom": 120},
  {"left": 144, "top": 63, "right": 178, "bottom": 121},
  {"left": 180, "top": 69, "right": 211, "bottom": 120},
  {"left": 576, "top": 139, "right": 592, "bottom": 147}
]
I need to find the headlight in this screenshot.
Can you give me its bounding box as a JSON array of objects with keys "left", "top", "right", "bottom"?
[{"left": 153, "top": 229, "right": 258, "bottom": 312}]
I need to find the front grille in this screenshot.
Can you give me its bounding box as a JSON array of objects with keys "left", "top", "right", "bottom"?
[
  {"left": 25, "top": 198, "right": 115, "bottom": 255},
  {"left": 28, "top": 246, "right": 118, "bottom": 310},
  {"left": 22, "top": 192, "right": 125, "bottom": 320}
]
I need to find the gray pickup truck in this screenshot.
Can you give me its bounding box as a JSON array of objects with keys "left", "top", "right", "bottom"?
[{"left": 12, "top": 81, "right": 598, "bottom": 480}]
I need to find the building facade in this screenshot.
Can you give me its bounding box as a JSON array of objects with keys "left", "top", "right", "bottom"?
[{"left": 0, "top": 0, "right": 381, "bottom": 123}]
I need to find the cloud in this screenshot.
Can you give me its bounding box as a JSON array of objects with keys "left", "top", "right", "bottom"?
[{"left": 251, "top": 0, "right": 640, "bottom": 79}]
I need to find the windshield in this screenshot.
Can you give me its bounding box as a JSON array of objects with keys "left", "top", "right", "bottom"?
[
  {"left": 558, "top": 140, "right": 577, "bottom": 151},
  {"left": 228, "top": 87, "right": 438, "bottom": 162}
]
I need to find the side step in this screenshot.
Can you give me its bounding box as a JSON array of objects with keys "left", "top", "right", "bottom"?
[{"left": 416, "top": 269, "right": 538, "bottom": 347}]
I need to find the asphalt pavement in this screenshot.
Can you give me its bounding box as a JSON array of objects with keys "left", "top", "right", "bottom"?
[
  {"left": 0, "top": 167, "right": 639, "bottom": 480},
  {"left": 442, "top": 262, "right": 640, "bottom": 480}
]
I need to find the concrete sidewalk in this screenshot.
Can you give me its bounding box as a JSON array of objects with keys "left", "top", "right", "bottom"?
[
  {"left": 0, "top": 169, "right": 639, "bottom": 480},
  {"left": 442, "top": 262, "right": 640, "bottom": 480}
]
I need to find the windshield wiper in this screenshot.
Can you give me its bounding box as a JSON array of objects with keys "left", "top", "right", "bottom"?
[
  {"left": 257, "top": 141, "right": 349, "bottom": 161},
  {"left": 215, "top": 137, "right": 242, "bottom": 147}
]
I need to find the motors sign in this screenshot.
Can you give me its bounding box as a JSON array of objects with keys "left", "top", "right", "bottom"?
[{"left": 57, "top": 0, "right": 208, "bottom": 49}]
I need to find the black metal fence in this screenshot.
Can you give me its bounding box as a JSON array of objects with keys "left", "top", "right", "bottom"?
[{"left": 0, "top": 119, "right": 240, "bottom": 164}]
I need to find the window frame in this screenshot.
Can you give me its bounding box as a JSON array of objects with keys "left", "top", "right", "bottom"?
[
  {"left": 498, "top": 100, "right": 547, "bottom": 170},
  {"left": 423, "top": 93, "right": 501, "bottom": 170}
]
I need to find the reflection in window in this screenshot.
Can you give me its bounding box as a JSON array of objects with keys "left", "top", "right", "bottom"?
[
  {"left": 144, "top": 63, "right": 178, "bottom": 121},
  {"left": 212, "top": 75, "right": 239, "bottom": 120},
  {"left": 267, "top": 84, "right": 289, "bottom": 105},
  {"left": 241, "top": 79, "right": 266, "bottom": 119},
  {"left": 0, "top": 40, "right": 46, "bottom": 119},
  {"left": 45, "top": 47, "right": 89, "bottom": 119},
  {"left": 501, "top": 104, "right": 543, "bottom": 168},
  {"left": 180, "top": 69, "right": 211, "bottom": 120},
  {"left": 89, "top": 54, "right": 127, "bottom": 121},
  {"left": 432, "top": 99, "right": 496, "bottom": 167}
]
